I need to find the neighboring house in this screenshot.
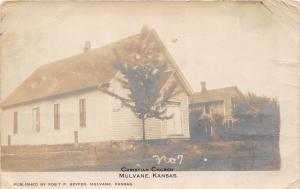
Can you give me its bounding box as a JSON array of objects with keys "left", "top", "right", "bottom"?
[
  {"left": 189, "top": 82, "right": 244, "bottom": 128},
  {"left": 1, "top": 29, "right": 192, "bottom": 146}
]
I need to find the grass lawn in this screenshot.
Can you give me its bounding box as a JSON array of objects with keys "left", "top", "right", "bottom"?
[{"left": 1, "top": 136, "right": 280, "bottom": 171}]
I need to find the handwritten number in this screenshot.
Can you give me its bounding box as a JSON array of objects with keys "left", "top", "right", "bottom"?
[{"left": 152, "top": 154, "right": 183, "bottom": 165}]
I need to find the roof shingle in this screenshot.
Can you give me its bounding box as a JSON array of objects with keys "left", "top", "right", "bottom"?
[{"left": 2, "top": 29, "right": 191, "bottom": 109}]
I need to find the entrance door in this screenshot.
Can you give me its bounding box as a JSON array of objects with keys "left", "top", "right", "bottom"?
[{"left": 167, "top": 106, "right": 183, "bottom": 135}]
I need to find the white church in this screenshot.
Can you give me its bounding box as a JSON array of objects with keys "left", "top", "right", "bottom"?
[{"left": 1, "top": 29, "right": 192, "bottom": 146}]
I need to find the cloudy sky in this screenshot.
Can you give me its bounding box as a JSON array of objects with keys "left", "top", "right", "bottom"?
[{"left": 1, "top": 1, "right": 299, "bottom": 99}]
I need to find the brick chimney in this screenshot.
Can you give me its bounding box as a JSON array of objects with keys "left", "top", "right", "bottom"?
[
  {"left": 83, "top": 41, "right": 91, "bottom": 53},
  {"left": 201, "top": 81, "right": 207, "bottom": 92}
]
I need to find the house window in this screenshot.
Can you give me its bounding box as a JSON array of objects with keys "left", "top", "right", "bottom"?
[
  {"left": 225, "top": 119, "right": 233, "bottom": 128},
  {"left": 54, "top": 104, "right": 60, "bottom": 130},
  {"left": 74, "top": 131, "right": 79, "bottom": 143},
  {"left": 205, "top": 105, "right": 210, "bottom": 114},
  {"left": 228, "top": 120, "right": 233, "bottom": 128},
  {"left": 13, "top": 112, "right": 18, "bottom": 134},
  {"left": 79, "top": 99, "right": 86, "bottom": 127},
  {"left": 230, "top": 97, "right": 234, "bottom": 109},
  {"left": 32, "top": 107, "right": 40, "bottom": 133}
]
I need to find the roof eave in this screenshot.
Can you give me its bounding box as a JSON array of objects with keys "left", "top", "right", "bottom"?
[
  {"left": 1, "top": 86, "right": 98, "bottom": 110},
  {"left": 151, "top": 30, "right": 194, "bottom": 96}
]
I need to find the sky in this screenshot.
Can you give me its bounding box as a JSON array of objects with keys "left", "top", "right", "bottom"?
[{"left": 1, "top": 1, "right": 299, "bottom": 100}]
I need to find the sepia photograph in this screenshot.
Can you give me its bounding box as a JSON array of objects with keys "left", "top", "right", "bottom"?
[{"left": 0, "top": 1, "right": 299, "bottom": 188}]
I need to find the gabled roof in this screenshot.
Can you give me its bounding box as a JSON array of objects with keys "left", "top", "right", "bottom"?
[
  {"left": 155, "top": 70, "right": 175, "bottom": 90},
  {"left": 189, "top": 86, "right": 244, "bottom": 104},
  {"left": 2, "top": 29, "right": 193, "bottom": 109}
]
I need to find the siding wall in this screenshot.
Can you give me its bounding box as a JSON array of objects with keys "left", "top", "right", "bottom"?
[
  {"left": 224, "top": 98, "right": 234, "bottom": 120},
  {"left": 1, "top": 91, "right": 112, "bottom": 146},
  {"left": 110, "top": 74, "right": 190, "bottom": 141},
  {"left": 209, "top": 102, "right": 225, "bottom": 116},
  {"left": 1, "top": 74, "right": 191, "bottom": 146},
  {"left": 110, "top": 76, "right": 144, "bottom": 140},
  {"left": 191, "top": 98, "right": 235, "bottom": 121}
]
